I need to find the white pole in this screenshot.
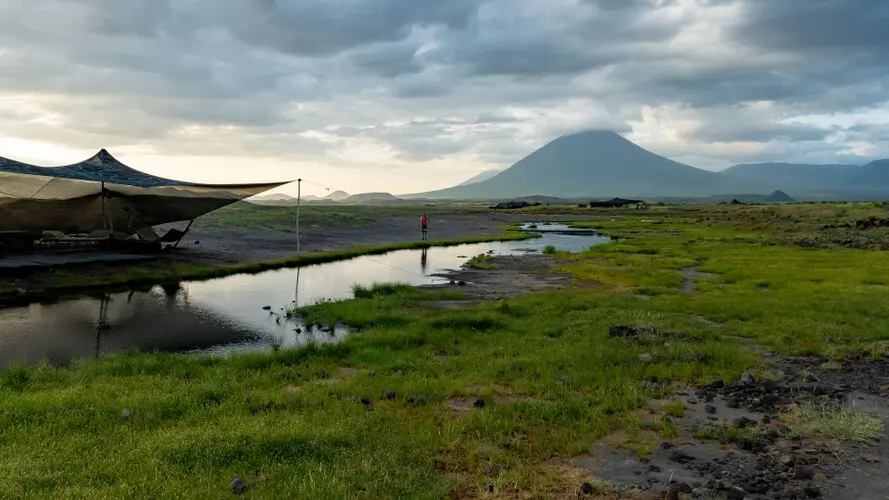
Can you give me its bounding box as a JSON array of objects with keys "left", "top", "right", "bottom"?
[{"left": 296, "top": 178, "right": 301, "bottom": 252}]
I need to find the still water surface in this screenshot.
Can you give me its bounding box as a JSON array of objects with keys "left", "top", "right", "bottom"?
[{"left": 0, "top": 227, "right": 608, "bottom": 367}]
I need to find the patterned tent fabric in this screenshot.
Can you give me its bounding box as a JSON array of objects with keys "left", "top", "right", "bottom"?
[
  {"left": 0, "top": 150, "right": 294, "bottom": 234},
  {"left": 0, "top": 149, "right": 269, "bottom": 189}
]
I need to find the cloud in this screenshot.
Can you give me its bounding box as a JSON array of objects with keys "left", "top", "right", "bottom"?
[{"left": 0, "top": 0, "right": 887, "bottom": 195}]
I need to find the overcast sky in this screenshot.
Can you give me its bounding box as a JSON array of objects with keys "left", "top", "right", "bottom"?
[{"left": 1, "top": 0, "right": 887, "bottom": 196}]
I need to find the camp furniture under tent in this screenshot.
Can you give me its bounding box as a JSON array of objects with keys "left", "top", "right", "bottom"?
[{"left": 0, "top": 149, "right": 292, "bottom": 251}]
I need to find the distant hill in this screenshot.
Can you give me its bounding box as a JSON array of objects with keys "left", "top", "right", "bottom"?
[
  {"left": 322, "top": 190, "right": 350, "bottom": 201},
  {"left": 456, "top": 169, "right": 504, "bottom": 186},
  {"left": 406, "top": 130, "right": 768, "bottom": 200},
  {"left": 251, "top": 193, "right": 295, "bottom": 202},
  {"left": 723, "top": 160, "right": 889, "bottom": 198},
  {"left": 345, "top": 192, "right": 400, "bottom": 202},
  {"left": 763, "top": 190, "right": 794, "bottom": 203},
  {"left": 722, "top": 162, "right": 860, "bottom": 192}
]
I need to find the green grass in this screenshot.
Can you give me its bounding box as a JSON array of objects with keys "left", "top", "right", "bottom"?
[
  {"left": 351, "top": 282, "right": 415, "bottom": 299},
  {"left": 196, "top": 201, "right": 497, "bottom": 232},
  {"left": 465, "top": 253, "right": 495, "bottom": 269},
  {"left": 196, "top": 203, "right": 377, "bottom": 232},
  {"left": 0, "top": 287, "right": 754, "bottom": 498},
  {"left": 5, "top": 203, "right": 889, "bottom": 497},
  {"left": 786, "top": 403, "right": 884, "bottom": 444}
]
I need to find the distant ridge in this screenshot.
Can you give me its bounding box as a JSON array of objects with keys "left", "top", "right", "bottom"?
[
  {"left": 344, "top": 192, "right": 400, "bottom": 202},
  {"left": 723, "top": 160, "right": 889, "bottom": 197}
]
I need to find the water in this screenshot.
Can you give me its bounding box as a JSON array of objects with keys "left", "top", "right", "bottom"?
[{"left": 0, "top": 230, "right": 609, "bottom": 367}]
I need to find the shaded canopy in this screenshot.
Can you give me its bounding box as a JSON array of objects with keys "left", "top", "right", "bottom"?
[{"left": 0, "top": 150, "right": 293, "bottom": 234}]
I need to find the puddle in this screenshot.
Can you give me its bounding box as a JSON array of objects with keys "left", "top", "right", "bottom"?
[{"left": 0, "top": 229, "right": 609, "bottom": 368}]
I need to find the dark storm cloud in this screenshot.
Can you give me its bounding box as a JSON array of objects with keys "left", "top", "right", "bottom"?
[
  {"left": 730, "top": 0, "right": 889, "bottom": 53},
  {"left": 0, "top": 0, "right": 886, "bottom": 169},
  {"left": 425, "top": 0, "right": 683, "bottom": 78},
  {"left": 217, "top": 0, "right": 480, "bottom": 57}
]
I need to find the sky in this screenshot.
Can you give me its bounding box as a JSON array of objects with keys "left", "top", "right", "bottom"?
[{"left": 1, "top": 0, "right": 887, "bottom": 197}]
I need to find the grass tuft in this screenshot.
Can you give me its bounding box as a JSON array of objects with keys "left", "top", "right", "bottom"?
[
  {"left": 465, "top": 254, "right": 495, "bottom": 269},
  {"left": 786, "top": 403, "right": 884, "bottom": 444}
]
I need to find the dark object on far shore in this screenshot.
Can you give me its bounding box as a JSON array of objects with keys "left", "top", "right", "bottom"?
[{"left": 589, "top": 197, "right": 647, "bottom": 208}]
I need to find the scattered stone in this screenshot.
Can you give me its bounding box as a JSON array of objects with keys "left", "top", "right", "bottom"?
[
  {"left": 705, "top": 404, "right": 717, "bottom": 414},
  {"left": 262, "top": 305, "right": 271, "bottom": 311},
  {"left": 726, "top": 486, "right": 746, "bottom": 500},
  {"left": 407, "top": 395, "right": 427, "bottom": 406},
  {"left": 733, "top": 416, "right": 757, "bottom": 429},
  {"left": 383, "top": 390, "right": 396, "bottom": 400},
  {"left": 648, "top": 465, "right": 662, "bottom": 473},
  {"left": 360, "top": 397, "right": 372, "bottom": 406},
  {"left": 316, "top": 369, "right": 328, "bottom": 378},
  {"left": 664, "top": 484, "right": 680, "bottom": 500},
  {"left": 861, "top": 454, "right": 881, "bottom": 464},
  {"left": 639, "top": 353, "right": 653, "bottom": 363},
  {"left": 295, "top": 327, "right": 302, "bottom": 334},
  {"left": 580, "top": 482, "right": 594, "bottom": 495},
  {"left": 486, "top": 483, "right": 495, "bottom": 493},
  {"left": 669, "top": 449, "right": 695, "bottom": 464},
  {"left": 457, "top": 280, "right": 467, "bottom": 286},
  {"left": 122, "top": 409, "right": 132, "bottom": 419},
  {"left": 231, "top": 477, "right": 247, "bottom": 495},
  {"left": 678, "top": 483, "right": 693, "bottom": 494},
  {"left": 473, "top": 398, "right": 486, "bottom": 408},
  {"left": 793, "top": 465, "right": 815, "bottom": 480},
  {"left": 803, "top": 486, "right": 822, "bottom": 498},
  {"left": 687, "top": 398, "right": 699, "bottom": 405},
  {"left": 727, "top": 398, "right": 741, "bottom": 409},
  {"left": 739, "top": 371, "right": 757, "bottom": 386}
]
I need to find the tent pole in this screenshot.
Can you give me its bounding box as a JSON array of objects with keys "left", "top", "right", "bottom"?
[
  {"left": 173, "top": 219, "right": 195, "bottom": 249},
  {"left": 101, "top": 181, "right": 107, "bottom": 229},
  {"left": 296, "top": 178, "right": 302, "bottom": 252}
]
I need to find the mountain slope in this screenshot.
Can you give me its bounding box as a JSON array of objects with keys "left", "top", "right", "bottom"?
[
  {"left": 851, "top": 159, "right": 889, "bottom": 187},
  {"left": 408, "top": 130, "right": 768, "bottom": 199},
  {"left": 456, "top": 169, "right": 504, "bottom": 186}
]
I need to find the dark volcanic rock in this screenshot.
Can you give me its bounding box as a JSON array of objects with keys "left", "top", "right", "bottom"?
[
  {"left": 726, "top": 486, "right": 746, "bottom": 500},
  {"left": 231, "top": 477, "right": 247, "bottom": 495},
  {"left": 793, "top": 465, "right": 815, "bottom": 480}
]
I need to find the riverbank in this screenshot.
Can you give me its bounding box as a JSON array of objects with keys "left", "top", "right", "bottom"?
[
  {"left": 2, "top": 204, "right": 889, "bottom": 498},
  {"left": 0, "top": 213, "right": 548, "bottom": 301}
]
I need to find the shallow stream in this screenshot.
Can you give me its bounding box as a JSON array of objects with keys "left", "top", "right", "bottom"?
[{"left": 0, "top": 224, "right": 609, "bottom": 367}]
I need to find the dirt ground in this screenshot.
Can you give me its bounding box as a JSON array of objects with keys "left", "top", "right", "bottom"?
[
  {"left": 179, "top": 213, "right": 600, "bottom": 264},
  {"left": 423, "top": 254, "right": 583, "bottom": 306}
]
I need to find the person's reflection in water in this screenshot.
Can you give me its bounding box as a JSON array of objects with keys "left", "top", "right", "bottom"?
[{"left": 420, "top": 248, "right": 428, "bottom": 274}]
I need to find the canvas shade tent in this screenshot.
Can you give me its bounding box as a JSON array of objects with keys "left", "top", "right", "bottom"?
[{"left": 0, "top": 149, "right": 293, "bottom": 244}]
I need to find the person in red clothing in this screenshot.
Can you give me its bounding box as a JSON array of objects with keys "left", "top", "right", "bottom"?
[{"left": 420, "top": 212, "right": 428, "bottom": 240}]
